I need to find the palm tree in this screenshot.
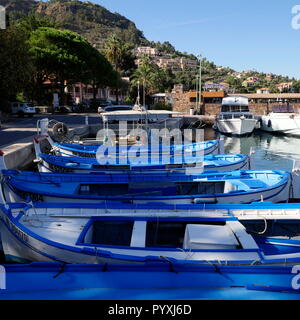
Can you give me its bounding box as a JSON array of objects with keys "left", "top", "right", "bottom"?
[
  {"left": 131, "top": 55, "right": 160, "bottom": 106},
  {"left": 103, "top": 34, "right": 135, "bottom": 103}
]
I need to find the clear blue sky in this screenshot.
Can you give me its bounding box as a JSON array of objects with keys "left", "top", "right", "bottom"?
[{"left": 92, "top": 0, "right": 300, "bottom": 79}]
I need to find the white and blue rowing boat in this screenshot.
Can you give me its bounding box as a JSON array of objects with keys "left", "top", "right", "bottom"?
[
  {"left": 32, "top": 135, "right": 246, "bottom": 174},
  {"left": 1, "top": 170, "right": 291, "bottom": 205},
  {"left": 43, "top": 135, "right": 223, "bottom": 157},
  {"left": 1, "top": 202, "right": 300, "bottom": 265},
  {"left": 34, "top": 152, "right": 249, "bottom": 174}
]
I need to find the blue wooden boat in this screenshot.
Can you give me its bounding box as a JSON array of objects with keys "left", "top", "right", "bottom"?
[
  {"left": 1, "top": 170, "right": 291, "bottom": 204},
  {"left": 0, "top": 261, "right": 299, "bottom": 300},
  {"left": 44, "top": 135, "right": 223, "bottom": 157},
  {"left": 35, "top": 152, "right": 249, "bottom": 174},
  {"left": 1, "top": 202, "right": 300, "bottom": 268}
]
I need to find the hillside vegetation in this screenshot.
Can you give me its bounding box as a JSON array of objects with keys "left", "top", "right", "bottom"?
[{"left": 4, "top": 0, "right": 148, "bottom": 49}]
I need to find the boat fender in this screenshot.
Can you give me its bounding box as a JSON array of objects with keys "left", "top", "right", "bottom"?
[{"left": 268, "top": 119, "right": 272, "bottom": 128}]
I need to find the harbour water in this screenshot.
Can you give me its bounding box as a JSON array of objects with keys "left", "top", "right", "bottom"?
[{"left": 206, "top": 128, "right": 300, "bottom": 171}]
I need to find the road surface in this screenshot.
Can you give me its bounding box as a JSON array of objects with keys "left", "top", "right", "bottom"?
[{"left": 0, "top": 113, "right": 101, "bottom": 147}]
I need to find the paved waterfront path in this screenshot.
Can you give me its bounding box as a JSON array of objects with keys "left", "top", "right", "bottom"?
[{"left": 0, "top": 113, "right": 101, "bottom": 148}]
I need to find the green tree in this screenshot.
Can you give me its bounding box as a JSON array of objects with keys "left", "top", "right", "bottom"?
[
  {"left": 0, "top": 25, "right": 33, "bottom": 110},
  {"left": 18, "top": 14, "right": 60, "bottom": 33},
  {"left": 131, "top": 55, "right": 162, "bottom": 105},
  {"left": 84, "top": 48, "right": 119, "bottom": 105},
  {"left": 292, "top": 81, "right": 300, "bottom": 93},
  {"left": 28, "top": 27, "right": 114, "bottom": 106},
  {"left": 103, "top": 33, "right": 135, "bottom": 103}
]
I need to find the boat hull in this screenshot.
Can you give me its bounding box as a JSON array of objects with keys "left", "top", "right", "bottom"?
[
  {"left": 51, "top": 140, "right": 222, "bottom": 157},
  {"left": 38, "top": 155, "right": 250, "bottom": 174},
  {"left": 260, "top": 114, "right": 300, "bottom": 137},
  {"left": 2, "top": 170, "right": 291, "bottom": 205},
  {"left": 216, "top": 118, "right": 257, "bottom": 136},
  {"left": 0, "top": 262, "right": 300, "bottom": 300},
  {"left": 4, "top": 179, "right": 291, "bottom": 205},
  {"left": 40, "top": 182, "right": 290, "bottom": 204}
]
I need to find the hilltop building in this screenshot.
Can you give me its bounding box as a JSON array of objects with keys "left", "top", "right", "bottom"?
[
  {"left": 155, "top": 57, "right": 198, "bottom": 71},
  {"left": 135, "top": 46, "right": 159, "bottom": 57},
  {"left": 134, "top": 46, "right": 198, "bottom": 71},
  {"left": 204, "top": 82, "right": 230, "bottom": 92},
  {"left": 256, "top": 88, "right": 270, "bottom": 94},
  {"left": 242, "top": 77, "right": 259, "bottom": 87},
  {"left": 276, "top": 82, "right": 293, "bottom": 92},
  {"left": 265, "top": 73, "right": 274, "bottom": 81}
]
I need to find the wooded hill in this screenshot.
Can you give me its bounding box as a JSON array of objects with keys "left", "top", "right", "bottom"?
[{"left": 3, "top": 0, "right": 149, "bottom": 49}]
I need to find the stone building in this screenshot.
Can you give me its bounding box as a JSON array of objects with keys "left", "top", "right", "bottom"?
[{"left": 169, "top": 86, "right": 300, "bottom": 116}]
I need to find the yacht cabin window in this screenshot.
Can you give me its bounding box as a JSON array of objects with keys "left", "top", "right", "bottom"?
[{"left": 221, "top": 105, "right": 250, "bottom": 113}]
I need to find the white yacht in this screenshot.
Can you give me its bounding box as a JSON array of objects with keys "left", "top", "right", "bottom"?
[
  {"left": 216, "top": 96, "right": 257, "bottom": 136},
  {"left": 260, "top": 104, "right": 300, "bottom": 137}
]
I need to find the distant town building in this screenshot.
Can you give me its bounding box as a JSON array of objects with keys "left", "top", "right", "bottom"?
[
  {"left": 135, "top": 46, "right": 159, "bottom": 57},
  {"left": 180, "top": 58, "right": 198, "bottom": 70},
  {"left": 265, "top": 73, "right": 274, "bottom": 81},
  {"left": 232, "top": 72, "right": 242, "bottom": 79},
  {"left": 156, "top": 58, "right": 181, "bottom": 71},
  {"left": 276, "top": 82, "right": 293, "bottom": 92},
  {"left": 155, "top": 57, "right": 197, "bottom": 71},
  {"left": 256, "top": 88, "right": 270, "bottom": 94},
  {"left": 242, "top": 70, "right": 255, "bottom": 75},
  {"left": 242, "top": 77, "right": 259, "bottom": 87},
  {"left": 204, "top": 82, "right": 230, "bottom": 92}
]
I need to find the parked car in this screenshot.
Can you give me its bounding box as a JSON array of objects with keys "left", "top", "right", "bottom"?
[
  {"left": 54, "top": 106, "right": 71, "bottom": 114},
  {"left": 100, "top": 105, "right": 133, "bottom": 113},
  {"left": 10, "top": 102, "right": 37, "bottom": 117},
  {"left": 92, "top": 99, "right": 112, "bottom": 112}
]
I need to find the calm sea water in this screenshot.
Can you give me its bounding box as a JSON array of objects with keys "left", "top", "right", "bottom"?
[{"left": 205, "top": 128, "right": 300, "bottom": 171}]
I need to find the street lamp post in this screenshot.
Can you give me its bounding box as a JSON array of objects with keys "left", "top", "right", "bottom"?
[
  {"left": 197, "top": 54, "right": 202, "bottom": 114},
  {"left": 195, "top": 75, "right": 199, "bottom": 114}
]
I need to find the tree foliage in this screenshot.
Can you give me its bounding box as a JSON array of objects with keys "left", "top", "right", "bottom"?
[
  {"left": 131, "top": 55, "right": 161, "bottom": 94},
  {"left": 0, "top": 25, "right": 33, "bottom": 108},
  {"left": 29, "top": 27, "right": 90, "bottom": 84},
  {"left": 103, "top": 34, "right": 136, "bottom": 75},
  {"left": 27, "top": 27, "right": 116, "bottom": 103}
]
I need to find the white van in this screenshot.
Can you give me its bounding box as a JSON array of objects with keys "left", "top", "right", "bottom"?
[{"left": 11, "top": 102, "right": 37, "bottom": 117}]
